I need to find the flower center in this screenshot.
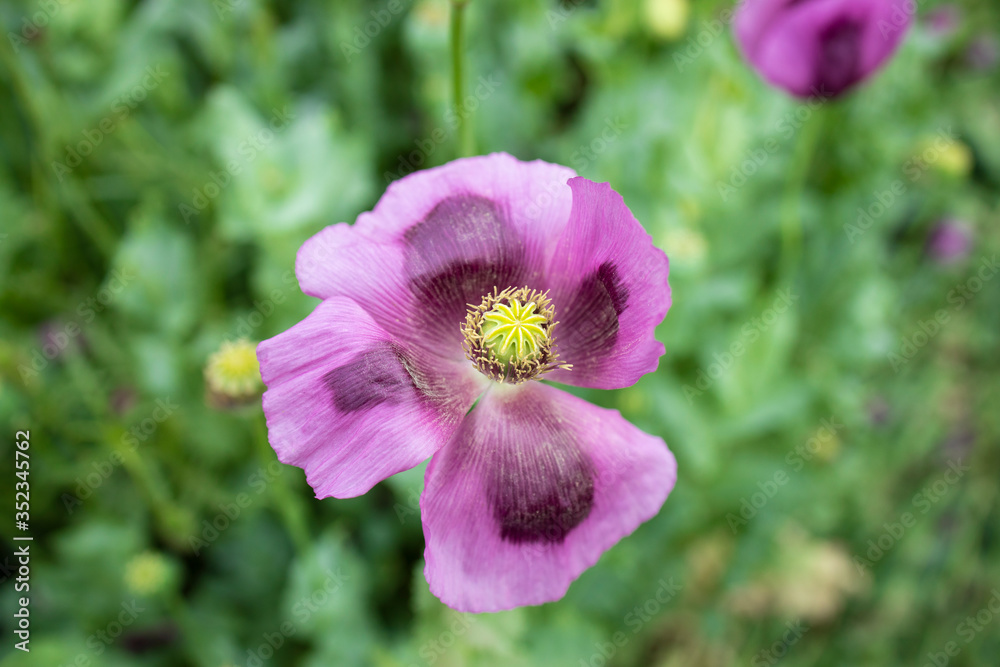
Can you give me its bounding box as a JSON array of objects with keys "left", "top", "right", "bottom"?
[
  {"left": 482, "top": 299, "right": 548, "bottom": 363},
  {"left": 462, "top": 287, "right": 570, "bottom": 384}
]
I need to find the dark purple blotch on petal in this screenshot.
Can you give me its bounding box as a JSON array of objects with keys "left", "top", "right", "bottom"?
[
  {"left": 404, "top": 195, "right": 527, "bottom": 336},
  {"left": 488, "top": 445, "right": 595, "bottom": 545},
  {"left": 323, "top": 342, "right": 416, "bottom": 413},
  {"left": 484, "top": 400, "right": 595, "bottom": 544},
  {"left": 557, "top": 261, "right": 629, "bottom": 357},
  {"left": 813, "top": 19, "right": 864, "bottom": 97},
  {"left": 597, "top": 262, "right": 629, "bottom": 316}
]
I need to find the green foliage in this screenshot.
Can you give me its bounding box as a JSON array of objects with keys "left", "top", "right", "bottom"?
[{"left": 1, "top": 0, "right": 999, "bottom": 665}]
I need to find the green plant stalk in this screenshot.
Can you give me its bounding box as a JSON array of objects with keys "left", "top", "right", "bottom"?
[
  {"left": 451, "top": 0, "right": 474, "bottom": 158},
  {"left": 254, "top": 413, "right": 311, "bottom": 555},
  {"left": 0, "top": 46, "right": 118, "bottom": 259},
  {"left": 779, "top": 104, "right": 825, "bottom": 280},
  {"left": 62, "top": 351, "right": 178, "bottom": 528}
]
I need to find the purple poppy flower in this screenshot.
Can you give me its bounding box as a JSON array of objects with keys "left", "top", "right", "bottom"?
[
  {"left": 966, "top": 35, "right": 999, "bottom": 71},
  {"left": 257, "top": 152, "right": 676, "bottom": 612},
  {"left": 733, "top": 0, "right": 914, "bottom": 99},
  {"left": 927, "top": 219, "right": 973, "bottom": 264},
  {"left": 925, "top": 5, "right": 960, "bottom": 38}
]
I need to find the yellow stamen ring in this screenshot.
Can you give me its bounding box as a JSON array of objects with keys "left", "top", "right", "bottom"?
[{"left": 461, "top": 286, "right": 571, "bottom": 384}]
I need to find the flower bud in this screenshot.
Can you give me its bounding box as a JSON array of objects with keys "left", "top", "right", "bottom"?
[
  {"left": 733, "top": 0, "right": 913, "bottom": 99},
  {"left": 205, "top": 339, "right": 263, "bottom": 409},
  {"left": 124, "top": 551, "right": 173, "bottom": 597}
]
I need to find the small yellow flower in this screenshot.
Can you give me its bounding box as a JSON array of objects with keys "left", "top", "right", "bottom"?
[
  {"left": 911, "top": 136, "right": 972, "bottom": 178},
  {"left": 125, "top": 551, "right": 171, "bottom": 597},
  {"left": 933, "top": 140, "right": 972, "bottom": 177},
  {"left": 661, "top": 227, "right": 708, "bottom": 266},
  {"left": 644, "top": 0, "right": 690, "bottom": 40},
  {"left": 205, "top": 339, "right": 263, "bottom": 408}
]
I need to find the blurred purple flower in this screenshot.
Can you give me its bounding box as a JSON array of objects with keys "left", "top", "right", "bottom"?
[
  {"left": 927, "top": 219, "right": 973, "bottom": 264},
  {"left": 111, "top": 387, "right": 138, "bottom": 416},
  {"left": 925, "top": 5, "right": 961, "bottom": 38},
  {"left": 734, "top": 0, "right": 914, "bottom": 98},
  {"left": 867, "top": 396, "right": 890, "bottom": 426},
  {"left": 37, "top": 320, "right": 85, "bottom": 360},
  {"left": 941, "top": 426, "right": 975, "bottom": 462},
  {"left": 966, "top": 35, "right": 999, "bottom": 70},
  {"left": 257, "top": 153, "right": 677, "bottom": 612}
]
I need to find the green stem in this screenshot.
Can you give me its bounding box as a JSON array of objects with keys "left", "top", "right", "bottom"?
[
  {"left": 62, "top": 351, "right": 178, "bottom": 529},
  {"left": 254, "top": 413, "right": 311, "bottom": 555},
  {"left": 1, "top": 45, "right": 118, "bottom": 259},
  {"left": 779, "top": 103, "right": 825, "bottom": 280},
  {"left": 450, "top": 0, "right": 474, "bottom": 158}
]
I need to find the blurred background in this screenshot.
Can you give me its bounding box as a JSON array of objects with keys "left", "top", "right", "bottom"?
[{"left": 1, "top": 0, "right": 999, "bottom": 665}]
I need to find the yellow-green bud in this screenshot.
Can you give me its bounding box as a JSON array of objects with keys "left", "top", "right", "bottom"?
[{"left": 205, "top": 339, "right": 263, "bottom": 408}]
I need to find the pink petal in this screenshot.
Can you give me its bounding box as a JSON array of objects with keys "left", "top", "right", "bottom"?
[
  {"left": 295, "top": 153, "right": 577, "bottom": 355},
  {"left": 258, "top": 297, "right": 486, "bottom": 499},
  {"left": 422, "top": 382, "right": 677, "bottom": 612},
  {"left": 543, "top": 178, "right": 671, "bottom": 390}
]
